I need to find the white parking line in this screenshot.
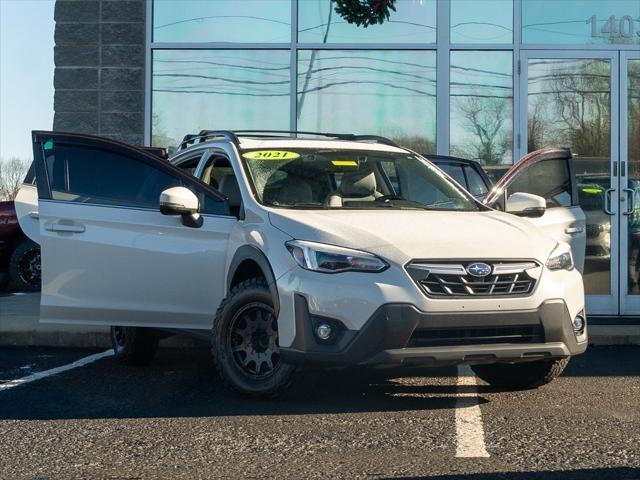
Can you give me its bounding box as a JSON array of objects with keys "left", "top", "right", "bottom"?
[
  {"left": 0, "top": 350, "right": 114, "bottom": 392},
  {"left": 455, "top": 365, "right": 490, "bottom": 458}
]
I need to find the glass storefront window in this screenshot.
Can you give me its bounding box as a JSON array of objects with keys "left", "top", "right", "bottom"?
[
  {"left": 451, "top": 0, "right": 513, "bottom": 44},
  {"left": 527, "top": 57, "right": 612, "bottom": 295},
  {"left": 449, "top": 51, "right": 512, "bottom": 165},
  {"left": 626, "top": 59, "right": 640, "bottom": 294},
  {"left": 522, "top": 0, "right": 640, "bottom": 45},
  {"left": 297, "top": 0, "right": 436, "bottom": 44},
  {"left": 296, "top": 50, "right": 437, "bottom": 152},
  {"left": 153, "top": 1, "right": 291, "bottom": 43},
  {"left": 152, "top": 50, "right": 291, "bottom": 150}
]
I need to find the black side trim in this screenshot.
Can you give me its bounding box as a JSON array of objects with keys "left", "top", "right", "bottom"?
[{"left": 227, "top": 246, "right": 279, "bottom": 315}]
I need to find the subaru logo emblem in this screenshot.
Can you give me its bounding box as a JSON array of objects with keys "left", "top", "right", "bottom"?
[{"left": 466, "top": 262, "right": 492, "bottom": 277}]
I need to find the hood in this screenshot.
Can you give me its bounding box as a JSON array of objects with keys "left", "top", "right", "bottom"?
[{"left": 268, "top": 208, "right": 557, "bottom": 266}]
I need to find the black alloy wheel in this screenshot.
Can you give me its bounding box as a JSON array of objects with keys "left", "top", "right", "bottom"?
[
  {"left": 228, "top": 302, "right": 280, "bottom": 378},
  {"left": 9, "top": 240, "right": 41, "bottom": 291}
]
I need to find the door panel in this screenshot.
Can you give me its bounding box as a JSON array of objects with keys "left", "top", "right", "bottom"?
[
  {"left": 519, "top": 52, "right": 617, "bottom": 315},
  {"left": 31, "top": 131, "right": 234, "bottom": 329},
  {"left": 526, "top": 206, "right": 586, "bottom": 273},
  {"left": 38, "top": 200, "right": 234, "bottom": 328}
]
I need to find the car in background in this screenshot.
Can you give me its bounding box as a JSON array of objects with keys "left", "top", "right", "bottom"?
[
  {"left": 425, "top": 155, "right": 493, "bottom": 200},
  {"left": 575, "top": 176, "right": 611, "bottom": 263},
  {"left": 0, "top": 200, "right": 41, "bottom": 291}
]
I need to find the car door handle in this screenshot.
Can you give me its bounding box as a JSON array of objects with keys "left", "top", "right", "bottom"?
[
  {"left": 45, "top": 223, "right": 85, "bottom": 233},
  {"left": 29, "top": 211, "right": 39, "bottom": 219},
  {"left": 564, "top": 226, "right": 584, "bottom": 235}
]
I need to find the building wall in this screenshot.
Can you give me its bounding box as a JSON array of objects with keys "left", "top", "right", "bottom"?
[{"left": 53, "top": 0, "right": 145, "bottom": 146}]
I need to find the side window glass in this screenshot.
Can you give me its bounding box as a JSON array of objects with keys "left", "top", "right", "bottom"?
[
  {"left": 439, "top": 164, "right": 467, "bottom": 189},
  {"left": 201, "top": 156, "right": 234, "bottom": 189},
  {"left": 507, "top": 159, "right": 572, "bottom": 208},
  {"left": 45, "top": 145, "right": 181, "bottom": 208},
  {"left": 176, "top": 156, "right": 201, "bottom": 176},
  {"left": 465, "top": 166, "right": 489, "bottom": 198}
]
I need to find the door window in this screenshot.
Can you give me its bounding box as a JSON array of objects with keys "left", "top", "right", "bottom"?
[
  {"left": 175, "top": 155, "right": 202, "bottom": 176},
  {"left": 45, "top": 145, "right": 182, "bottom": 209},
  {"left": 507, "top": 159, "right": 573, "bottom": 208},
  {"left": 465, "top": 166, "right": 489, "bottom": 198},
  {"left": 438, "top": 163, "right": 467, "bottom": 189}
]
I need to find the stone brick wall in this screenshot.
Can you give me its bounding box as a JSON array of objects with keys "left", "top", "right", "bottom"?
[{"left": 53, "top": 0, "right": 146, "bottom": 146}]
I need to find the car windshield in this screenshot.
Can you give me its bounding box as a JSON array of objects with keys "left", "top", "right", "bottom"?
[{"left": 240, "top": 147, "right": 480, "bottom": 211}]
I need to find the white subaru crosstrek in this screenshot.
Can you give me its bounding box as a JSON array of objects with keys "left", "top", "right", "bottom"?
[{"left": 15, "top": 130, "right": 587, "bottom": 397}]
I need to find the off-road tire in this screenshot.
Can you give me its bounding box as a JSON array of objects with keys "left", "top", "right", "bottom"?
[
  {"left": 212, "top": 277, "right": 295, "bottom": 398},
  {"left": 110, "top": 326, "right": 160, "bottom": 366},
  {"left": 471, "top": 357, "right": 570, "bottom": 389},
  {"left": 9, "top": 239, "right": 41, "bottom": 291}
]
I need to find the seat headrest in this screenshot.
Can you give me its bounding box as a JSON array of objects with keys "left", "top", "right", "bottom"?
[
  {"left": 276, "top": 175, "right": 313, "bottom": 205},
  {"left": 340, "top": 170, "right": 377, "bottom": 197},
  {"left": 218, "top": 175, "right": 241, "bottom": 207}
]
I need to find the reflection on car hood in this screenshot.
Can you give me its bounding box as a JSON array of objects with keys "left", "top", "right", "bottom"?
[{"left": 267, "top": 208, "right": 557, "bottom": 265}]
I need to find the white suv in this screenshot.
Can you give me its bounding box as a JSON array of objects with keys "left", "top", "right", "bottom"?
[{"left": 15, "top": 130, "right": 587, "bottom": 397}]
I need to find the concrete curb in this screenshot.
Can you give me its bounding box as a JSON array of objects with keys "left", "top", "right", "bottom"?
[{"left": 2, "top": 293, "right": 639, "bottom": 347}]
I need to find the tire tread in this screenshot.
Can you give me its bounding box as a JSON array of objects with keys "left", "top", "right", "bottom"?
[{"left": 212, "top": 277, "right": 294, "bottom": 398}]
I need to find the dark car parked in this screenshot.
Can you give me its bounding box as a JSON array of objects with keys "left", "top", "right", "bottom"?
[
  {"left": 424, "top": 155, "right": 493, "bottom": 200},
  {"left": 0, "top": 200, "right": 41, "bottom": 291}
]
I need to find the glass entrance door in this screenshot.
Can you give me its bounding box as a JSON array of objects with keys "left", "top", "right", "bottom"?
[
  {"left": 519, "top": 51, "right": 619, "bottom": 315},
  {"left": 620, "top": 52, "right": 640, "bottom": 315}
]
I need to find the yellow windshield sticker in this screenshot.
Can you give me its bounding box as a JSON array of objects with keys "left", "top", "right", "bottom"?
[
  {"left": 332, "top": 160, "right": 358, "bottom": 167},
  {"left": 242, "top": 150, "right": 300, "bottom": 160}
]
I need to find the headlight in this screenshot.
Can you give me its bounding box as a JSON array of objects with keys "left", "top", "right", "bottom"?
[
  {"left": 546, "top": 243, "right": 574, "bottom": 271},
  {"left": 285, "top": 240, "right": 389, "bottom": 273}
]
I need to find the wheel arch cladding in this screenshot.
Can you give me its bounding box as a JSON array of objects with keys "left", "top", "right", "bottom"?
[{"left": 228, "top": 246, "right": 280, "bottom": 314}]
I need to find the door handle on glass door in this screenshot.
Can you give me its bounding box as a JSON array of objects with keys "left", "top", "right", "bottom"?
[
  {"left": 603, "top": 188, "right": 615, "bottom": 215},
  {"left": 45, "top": 223, "right": 86, "bottom": 233},
  {"left": 623, "top": 188, "right": 636, "bottom": 215},
  {"left": 564, "top": 226, "right": 584, "bottom": 235}
]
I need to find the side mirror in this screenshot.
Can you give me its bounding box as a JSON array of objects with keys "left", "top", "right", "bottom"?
[
  {"left": 159, "top": 186, "right": 203, "bottom": 228},
  {"left": 506, "top": 192, "right": 546, "bottom": 218}
]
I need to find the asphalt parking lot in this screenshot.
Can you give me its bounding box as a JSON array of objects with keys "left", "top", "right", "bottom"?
[{"left": 0, "top": 345, "right": 639, "bottom": 479}]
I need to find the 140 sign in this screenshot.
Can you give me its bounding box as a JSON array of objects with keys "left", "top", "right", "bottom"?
[{"left": 587, "top": 15, "right": 640, "bottom": 40}]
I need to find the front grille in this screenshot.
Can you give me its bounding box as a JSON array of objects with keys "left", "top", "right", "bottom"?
[
  {"left": 406, "top": 261, "right": 540, "bottom": 297},
  {"left": 407, "top": 325, "right": 545, "bottom": 347}
]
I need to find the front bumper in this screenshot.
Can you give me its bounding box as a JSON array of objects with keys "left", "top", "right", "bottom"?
[{"left": 280, "top": 295, "right": 587, "bottom": 367}]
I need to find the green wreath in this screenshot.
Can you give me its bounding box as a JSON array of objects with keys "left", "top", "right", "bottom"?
[{"left": 333, "top": 0, "right": 397, "bottom": 28}]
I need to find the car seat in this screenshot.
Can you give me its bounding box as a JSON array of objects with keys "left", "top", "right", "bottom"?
[{"left": 325, "top": 170, "right": 381, "bottom": 207}]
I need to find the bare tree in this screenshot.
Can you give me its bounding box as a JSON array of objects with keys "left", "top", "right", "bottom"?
[
  {"left": 151, "top": 113, "right": 179, "bottom": 152},
  {"left": 0, "top": 157, "right": 31, "bottom": 201},
  {"left": 455, "top": 96, "right": 510, "bottom": 165}
]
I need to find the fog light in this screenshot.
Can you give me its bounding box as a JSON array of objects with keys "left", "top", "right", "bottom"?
[
  {"left": 315, "top": 323, "right": 333, "bottom": 341},
  {"left": 573, "top": 315, "right": 585, "bottom": 333}
]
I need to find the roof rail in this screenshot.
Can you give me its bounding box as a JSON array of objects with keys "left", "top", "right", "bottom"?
[
  {"left": 233, "top": 130, "right": 400, "bottom": 148},
  {"left": 177, "top": 130, "right": 240, "bottom": 151},
  {"left": 177, "top": 129, "right": 400, "bottom": 151}
]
